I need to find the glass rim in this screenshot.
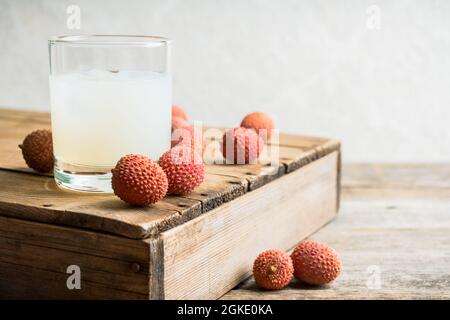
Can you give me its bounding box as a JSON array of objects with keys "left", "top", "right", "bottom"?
[{"left": 49, "top": 35, "right": 171, "bottom": 47}]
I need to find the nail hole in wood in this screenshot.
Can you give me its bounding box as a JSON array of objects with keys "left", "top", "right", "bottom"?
[
  {"left": 178, "top": 202, "right": 189, "bottom": 208},
  {"left": 200, "top": 193, "right": 209, "bottom": 197},
  {"left": 42, "top": 204, "right": 53, "bottom": 207},
  {"left": 245, "top": 172, "right": 254, "bottom": 175},
  {"left": 130, "top": 262, "right": 141, "bottom": 273},
  {"left": 228, "top": 181, "right": 241, "bottom": 185}
]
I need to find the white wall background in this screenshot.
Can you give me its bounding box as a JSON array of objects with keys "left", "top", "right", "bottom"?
[{"left": 1, "top": 0, "right": 449, "bottom": 162}]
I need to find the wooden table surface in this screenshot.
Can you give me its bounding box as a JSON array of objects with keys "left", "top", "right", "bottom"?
[
  {"left": 1, "top": 108, "right": 449, "bottom": 299},
  {"left": 222, "top": 163, "right": 450, "bottom": 299}
]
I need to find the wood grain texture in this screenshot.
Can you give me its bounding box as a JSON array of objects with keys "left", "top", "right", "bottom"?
[
  {"left": 223, "top": 163, "right": 450, "bottom": 300},
  {"left": 203, "top": 129, "right": 340, "bottom": 190},
  {"left": 0, "top": 216, "right": 150, "bottom": 299},
  {"left": 162, "top": 152, "right": 338, "bottom": 299},
  {"left": 342, "top": 163, "right": 450, "bottom": 188},
  {"left": 0, "top": 109, "right": 339, "bottom": 239},
  {"left": 0, "top": 170, "right": 201, "bottom": 239}
]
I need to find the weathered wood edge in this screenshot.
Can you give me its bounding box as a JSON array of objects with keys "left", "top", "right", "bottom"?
[
  {"left": 224, "top": 163, "right": 450, "bottom": 300},
  {"left": 146, "top": 147, "right": 341, "bottom": 299},
  {"left": 0, "top": 108, "right": 341, "bottom": 239},
  {"left": 147, "top": 237, "right": 165, "bottom": 300},
  {"left": 181, "top": 176, "right": 249, "bottom": 212},
  {"left": 0, "top": 215, "right": 151, "bottom": 299},
  {"left": 205, "top": 139, "right": 341, "bottom": 192},
  {"left": 159, "top": 151, "right": 339, "bottom": 299},
  {"left": 0, "top": 142, "right": 341, "bottom": 239}
]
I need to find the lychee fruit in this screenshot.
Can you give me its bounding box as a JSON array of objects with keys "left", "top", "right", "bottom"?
[
  {"left": 291, "top": 240, "right": 341, "bottom": 285},
  {"left": 111, "top": 154, "right": 168, "bottom": 206},
  {"left": 158, "top": 145, "right": 204, "bottom": 195},
  {"left": 171, "top": 126, "right": 205, "bottom": 156},
  {"left": 172, "top": 104, "right": 188, "bottom": 121},
  {"left": 19, "top": 129, "right": 54, "bottom": 173},
  {"left": 253, "top": 249, "right": 294, "bottom": 290},
  {"left": 222, "top": 127, "right": 264, "bottom": 164},
  {"left": 240, "top": 111, "right": 275, "bottom": 140},
  {"left": 171, "top": 116, "right": 191, "bottom": 132}
]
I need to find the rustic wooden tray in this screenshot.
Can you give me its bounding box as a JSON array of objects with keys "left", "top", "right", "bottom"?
[{"left": 0, "top": 109, "right": 341, "bottom": 299}]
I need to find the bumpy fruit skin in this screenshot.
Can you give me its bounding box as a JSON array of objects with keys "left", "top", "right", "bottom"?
[
  {"left": 172, "top": 116, "right": 190, "bottom": 132},
  {"left": 158, "top": 145, "right": 204, "bottom": 195},
  {"left": 171, "top": 126, "right": 205, "bottom": 156},
  {"left": 222, "top": 127, "right": 264, "bottom": 164},
  {"left": 172, "top": 104, "right": 188, "bottom": 121},
  {"left": 111, "top": 154, "right": 168, "bottom": 206},
  {"left": 240, "top": 111, "right": 274, "bottom": 139},
  {"left": 19, "top": 129, "right": 54, "bottom": 173},
  {"left": 291, "top": 240, "right": 341, "bottom": 285},
  {"left": 253, "top": 249, "right": 294, "bottom": 290}
]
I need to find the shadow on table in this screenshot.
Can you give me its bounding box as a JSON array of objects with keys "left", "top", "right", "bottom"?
[{"left": 243, "top": 278, "right": 331, "bottom": 291}]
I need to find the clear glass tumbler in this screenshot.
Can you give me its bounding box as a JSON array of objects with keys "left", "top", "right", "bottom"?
[{"left": 49, "top": 35, "right": 171, "bottom": 193}]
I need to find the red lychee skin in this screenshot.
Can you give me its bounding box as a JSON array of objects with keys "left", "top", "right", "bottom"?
[
  {"left": 171, "top": 126, "right": 205, "bottom": 156},
  {"left": 171, "top": 116, "right": 190, "bottom": 132},
  {"left": 172, "top": 104, "right": 188, "bottom": 121},
  {"left": 158, "top": 145, "right": 205, "bottom": 195},
  {"left": 222, "top": 127, "right": 264, "bottom": 164},
  {"left": 241, "top": 111, "right": 274, "bottom": 140},
  {"left": 291, "top": 240, "right": 341, "bottom": 285},
  {"left": 19, "top": 129, "right": 54, "bottom": 173},
  {"left": 253, "top": 249, "right": 294, "bottom": 290},
  {"left": 111, "top": 154, "right": 168, "bottom": 206}
]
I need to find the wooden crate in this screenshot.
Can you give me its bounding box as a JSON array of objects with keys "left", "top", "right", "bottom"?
[{"left": 0, "top": 109, "right": 341, "bottom": 299}]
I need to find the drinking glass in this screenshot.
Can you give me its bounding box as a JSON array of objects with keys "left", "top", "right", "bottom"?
[{"left": 49, "top": 35, "right": 171, "bottom": 192}]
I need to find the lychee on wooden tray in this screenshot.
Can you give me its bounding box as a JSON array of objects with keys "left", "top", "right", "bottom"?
[{"left": 0, "top": 108, "right": 341, "bottom": 299}]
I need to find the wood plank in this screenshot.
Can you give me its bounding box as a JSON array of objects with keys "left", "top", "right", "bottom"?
[
  {"left": 0, "top": 170, "right": 200, "bottom": 239},
  {"left": 201, "top": 126, "right": 332, "bottom": 149},
  {"left": 272, "top": 133, "right": 330, "bottom": 149},
  {"left": 147, "top": 238, "right": 165, "bottom": 300},
  {"left": 202, "top": 129, "right": 285, "bottom": 190},
  {"left": 0, "top": 216, "right": 147, "bottom": 261},
  {"left": 181, "top": 174, "right": 248, "bottom": 212},
  {"left": 0, "top": 109, "right": 343, "bottom": 299},
  {"left": 162, "top": 151, "right": 338, "bottom": 299},
  {"left": 342, "top": 163, "right": 450, "bottom": 188},
  {"left": 0, "top": 109, "right": 337, "bottom": 176},
  {"left": 225, "top": 228, "right": 450, "bottom": 300},
  {"left": 223, "top": 163, "right": 450, "bottom": 300},
  {"left": 0, "top": 261, "right": 148, "bottom": 299},
  {"left": 0, "top": 108, "right": 51, "bottom": 123},
  {"left": 0, "top": 108, "right": 340, "bottom": 238},
  {"left": 0, "top": 169, "right": 254, "bottom": 239},
  {"left": 0, "top": 236, "right": 149, "bottom": 293},
  {"left": 0, "top": 216, "right": 150, "bottom": 299},
  {"left": 206, "top": 163, "right": 284, "bottom": 191},
  {"left": 342, "top": 186, "right": 450, "bottom": 201},
  {"left": 277, "top": 141, "right": 340, "bottom": 173},
  {"left": 222, "top": 287, "right": 450, "bottom": 300},
  {"left": 204, "top": 142, "right": 340, "bottom": 191}
]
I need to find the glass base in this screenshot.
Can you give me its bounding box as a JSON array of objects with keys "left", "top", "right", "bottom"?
[{"left": 54, "top": 159, "right": 113, "bottom": 193}]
